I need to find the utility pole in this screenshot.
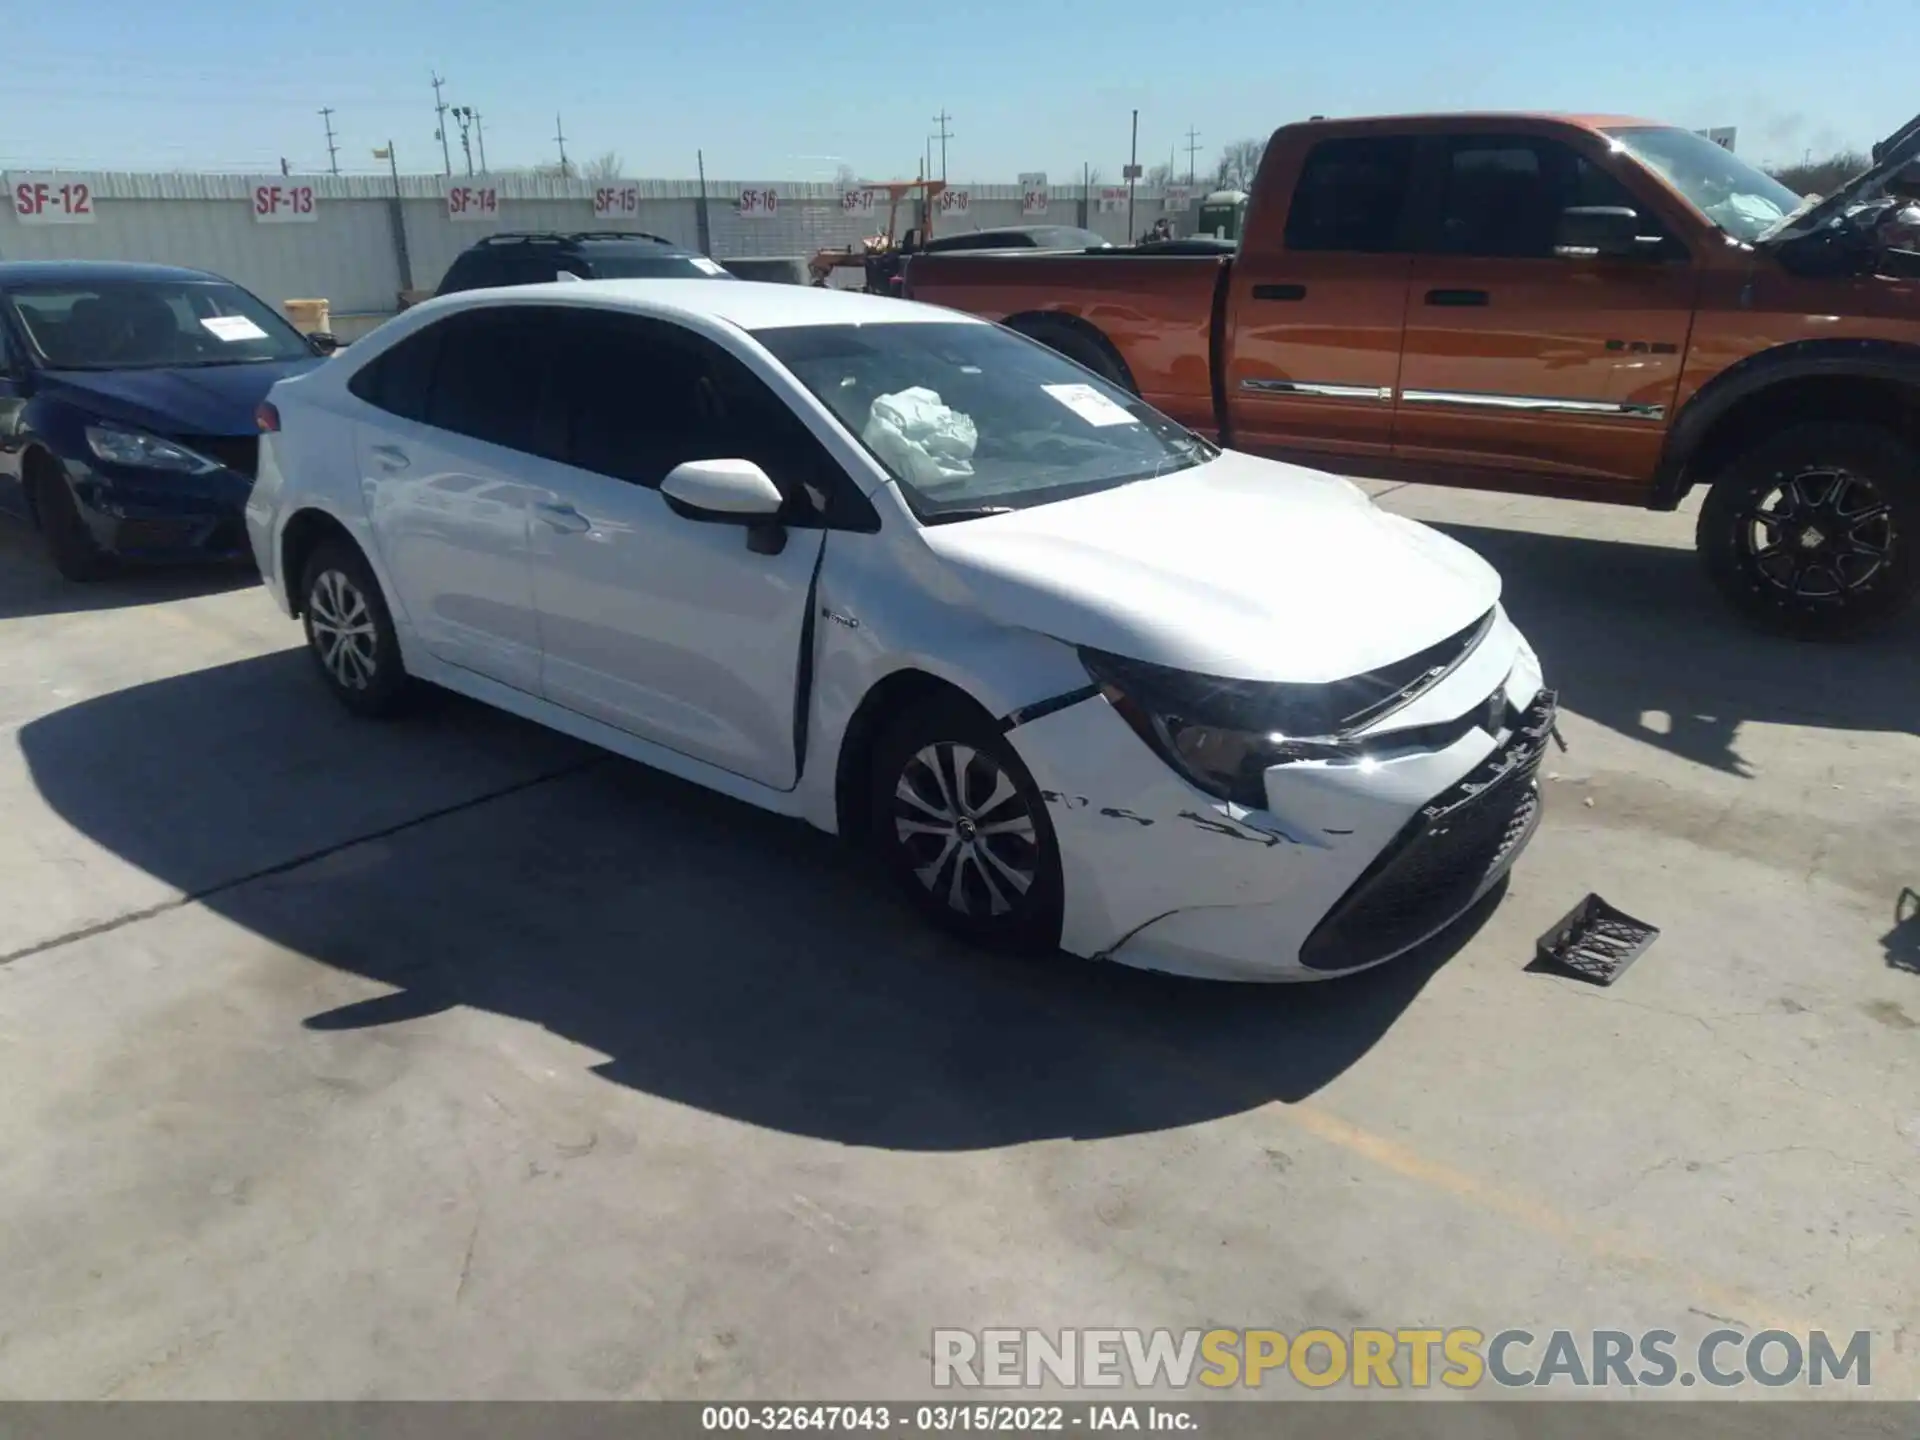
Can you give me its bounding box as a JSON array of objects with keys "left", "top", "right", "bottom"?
[
  {"left": 1126, "top": 108, "right": 1139, "bottom": 240},
  {"left": 430, "top": 72, "right": 452, "bottom": 175},
  {"left": 1185, "top": 126, "right": 1201, "bottom": 186},
  {"left": 451, "top": 106, "right": 475, "bottom": 176},
  {"left": 553, "top": 113, "right": 570, "bottom": 175},
  {"left": 319, "top": 107, "right": 340, "bottom": 176},
  {"left": 931, "top": 109, "right": 953, "bottom": 182},
  {"left": 473, "top": 110, "right": 488, "bottom": 174}
]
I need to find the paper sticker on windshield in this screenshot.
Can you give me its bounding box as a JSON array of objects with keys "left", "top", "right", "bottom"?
[
  {"left": 691, "top": 256, "right": 727, "bottom": 276},
  {"left": 1043, "top": 383, "right": 1139, "bottom": 427},
  {"left": 200, "top": 315, "right": 268, "bottom": 343}
]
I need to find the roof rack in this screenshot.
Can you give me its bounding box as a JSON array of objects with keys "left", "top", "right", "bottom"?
[{"left": 472, "top": 230, "right": 679, "bottom": 249}]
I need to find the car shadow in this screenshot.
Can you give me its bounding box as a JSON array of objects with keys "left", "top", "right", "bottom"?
[
  {"left": 1887, "top": 888, "right": 1920, "bottom": 975},
  {"left": 15, "top": 650, "right": 1491, "bottom": 1150},
  {"left": 0, "top": 519, "right": 257, "bottom": 620},
  {"left": 1432, "top": 522, "right": 1920, "bottom": 778}
]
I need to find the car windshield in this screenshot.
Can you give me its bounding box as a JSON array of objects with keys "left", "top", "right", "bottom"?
[
  {"left": 755, "top": 321, "right": 1215, "bottom": 520},
  {"left": 4, "top": 276, "right": 313, "bottom": 371},
  {"left": 584, "top": 254, "right": 731, "bottom": 279},
  {"left": 1602, "top": 127, "right": 1807, "bottom": 243}
]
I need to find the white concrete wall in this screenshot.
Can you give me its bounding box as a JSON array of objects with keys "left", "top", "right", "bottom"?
[{"left": 1, "top": 171, "right": 1202, "bottom": 329}]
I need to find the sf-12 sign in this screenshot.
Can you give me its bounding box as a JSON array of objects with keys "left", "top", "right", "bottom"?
[
  {"left": 9, "top": 173, "right": 95, "bottom": 224},
  {"left": 840, "top": 186, "right": 878, "bottom": 217},
  {"left": 937, "top": 188, "right": 971, "bottom": 217},
  {"left": 446, "top": 184, "right": 499, "bottom": 221},
  {"left": 1019, "top": 172, "right": 1048, "bottom": 216},
  {"left": 594, "top": 184, "right": 640, "bottom": 218},
  {"left": 738, "top": 188, "right": 778, "bottom": 218},
  {"left": 252, "top": 180, "right": 317, "bottom": 222}
]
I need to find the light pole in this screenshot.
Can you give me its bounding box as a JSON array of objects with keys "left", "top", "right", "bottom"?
[{"left": 451, "top": 106, "right": 475, "bottom": 176}]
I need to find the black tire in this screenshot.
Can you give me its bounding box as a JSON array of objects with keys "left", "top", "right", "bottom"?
[
  {"left": 1697, "top": 422, "right": 1919, "bottom": 640},
  {"left": 1014, "top": 319, "right": 1133, "bottom": 392},
  {"left": 869, "top": 693, "right": 1064, "bottom": 954},
  {"left": 32, "top": 468, "right": 114, "bottom": 582},
  {"left": 299, "top": 539, "right": 411, "bottom": 718}
]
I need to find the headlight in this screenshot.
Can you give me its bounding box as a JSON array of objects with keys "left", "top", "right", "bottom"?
[
  {"left": 84, "top": 424, "right": 220, "bottom": 474},
  {"left": 1079, "top": 648, "right": 1364, "bottom": 808}
]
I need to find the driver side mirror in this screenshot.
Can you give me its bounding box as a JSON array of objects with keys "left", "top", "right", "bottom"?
[
  {"left": 660, "top": 458, "right": 789, "bottom": 554},
  {"left": 307, "top": 331, "right": 341, "bottom": 356},
  {"left": 1554, "top": 205, "right": 1665, "bottom": 259}
]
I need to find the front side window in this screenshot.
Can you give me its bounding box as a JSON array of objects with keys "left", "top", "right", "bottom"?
[
  {"left": 755, "top": 321, "right": 1214, "bottom": 521},
  {"left": 4, "top": 277, "right": 313, "bottom": 370},
  {"left": 1283, "top": 136, "right": 1417, "bottom": 253},
  {"left": 1431, "top": 135, "right": 1681, "bottom": 259},
  {"left": 1602, "top": 126, "right": 1803, "bottom": 243}
]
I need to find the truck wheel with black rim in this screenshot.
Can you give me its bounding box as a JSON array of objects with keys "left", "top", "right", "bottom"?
[
  {"left": 1010, "top": 317, "right": 1134, "bottom": 393},
  {"left": 300, "top": 538, "right": 412, "bottom": 718},
  {"left": 869, "top": 693, "right": 1064, "bottom": 955},
  {"left": 1697, "top": 422, "right": 1918, "bottom": 639}
]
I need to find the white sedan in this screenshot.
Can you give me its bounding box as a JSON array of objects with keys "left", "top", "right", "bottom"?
[{"left": 246, "top": 279, "right": 1552, "bottom": 981}]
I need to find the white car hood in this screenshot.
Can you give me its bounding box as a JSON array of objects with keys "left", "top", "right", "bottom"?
[{"left": 918, "top": 451, "right": 1501, "bottom": 683}]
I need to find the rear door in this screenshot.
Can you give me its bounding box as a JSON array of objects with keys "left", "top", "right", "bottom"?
[
  {"left": 1224, "top": 134, "right": 1418, "bottom": 460},
  {"left": 1391, "top": 131, "right": 1699, "bottom": 488}
]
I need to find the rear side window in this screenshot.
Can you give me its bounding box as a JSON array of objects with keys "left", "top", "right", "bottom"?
[
  {"left": 347, "top": 325, "right": 442, "bottom": 422},
  {"left": 424, "top": 308, "right": 556, "bottom": 454},
  {"left": 1284, "top": 137, "right": 1416, "bottom": 253},
  {"left": 436, "top": 251, "right": 500, "bottom": 295}
]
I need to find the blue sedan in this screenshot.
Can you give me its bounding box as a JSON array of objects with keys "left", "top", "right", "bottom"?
[{"left": 0, "top": 261, "right": 331, "bottom": 580}]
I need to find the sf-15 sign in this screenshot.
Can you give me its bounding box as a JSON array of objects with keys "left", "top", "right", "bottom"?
[
  {"left": 594, "top": 185, "right": 640, "bottom": 218},
  {"left": 9, "top": 174, "right": 96, "bottom": 224},
  {"left": 251, "top": 180, "right": 317, "bottom": 222}
]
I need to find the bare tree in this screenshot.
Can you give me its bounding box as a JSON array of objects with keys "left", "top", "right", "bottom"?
[
  {"left": 1768, "top": 150, "right": 1868, "bottom": 199},
  {"left": 1212, "top": 138, "right": 1266, "bottom": 190},
  {"left": 833, "top": 163, "right": 857, "bottom": 187},
  {"left": 584, "top": 151, "right": 624, "bottom": 183},
  {"left": 1146, "top": 162, "right": 1174, "bottom": 189},
  {"left": 1085, "top": 165, "right": 1105, "bottom": 187}
]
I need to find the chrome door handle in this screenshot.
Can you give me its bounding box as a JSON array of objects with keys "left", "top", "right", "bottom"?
[
  {"left": 368, "top": 444, "right": 410, "bottom": 471},
  {"left": 535, "top": 501, "right": 591, "bottom": 533}
]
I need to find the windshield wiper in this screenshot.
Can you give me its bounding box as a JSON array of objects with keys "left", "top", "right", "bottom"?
[{"left": 922, "top": 504, "right": 1016, "bottom": 525}]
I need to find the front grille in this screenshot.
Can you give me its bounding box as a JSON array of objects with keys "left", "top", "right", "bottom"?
[
  {"left": 177, "top": 435, "right": 258, "bottom": 479},
  {"left": 1300, "top": 691, "right": 1555, "bottom": 972}
]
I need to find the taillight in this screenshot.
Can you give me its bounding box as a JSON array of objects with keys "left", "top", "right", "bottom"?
[{"left": 255, "top": 401, "right": 281, "bottom": 433}]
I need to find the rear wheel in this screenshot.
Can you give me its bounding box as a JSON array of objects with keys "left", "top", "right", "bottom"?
[
  {"left": 1697, "top": 422, "right": 1918, "bottom": 639},
  {"left": 31, "top": 466, "right": 113, "bottom": 582},
  {"left": 1012, "top": 318, "right": 1133, "bottom": 392},
  {"left": 300, "top": 539, "right": 411, "bottom": 718},
  {"left": 869, "top": 694, "right": 1064, "bottom": 954}
]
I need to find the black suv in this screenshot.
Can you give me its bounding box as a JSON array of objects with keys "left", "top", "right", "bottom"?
[{"left": 434, "top": 232, "right": 736, "bottom": 295}]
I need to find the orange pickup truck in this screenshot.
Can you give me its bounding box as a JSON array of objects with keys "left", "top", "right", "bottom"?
[{"left": 903, "top": 112, "right": 1920, "bottom": 637}]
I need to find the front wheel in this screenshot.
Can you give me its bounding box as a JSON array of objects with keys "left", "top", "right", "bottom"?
[
  {"left": 1696, "top": 422, "right": 1918, "bottom": 639},
  {"left": 33, "top": 469, "right": 114, "bottom": 582},
  {"left": 869, "top": 695, "right": 1064, "bottom": 954},
  {"left": 300, "top": 539, "right": 411, "bottom": 717}
]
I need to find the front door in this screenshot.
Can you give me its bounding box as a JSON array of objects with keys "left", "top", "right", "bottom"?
[
  {"left": 1391, "top": 132, "right": 1700, "bottom": 489},
  {"left": 1224, "top": 133, "right": 1418, "bottom": 461},
  {"left": 351, "top": 307, "right": 552, "bottom": 694},
  {"left": 527, "top": 310, "right": 830, "bottom": 791}
]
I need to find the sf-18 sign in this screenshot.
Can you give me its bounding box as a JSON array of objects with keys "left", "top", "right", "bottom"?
[
  {"left": 9, "top": 174, "right": 96, "bottom": 224},
  {"left": 446, "top": 184, "right": 499, "bottom": 221},
  {"left": 594, "top": 185, "right": 640, "bottom": 218},
  {"left": 1019, "top": 172, "right": 1048, "bottom": 216},
  {"left": 937, "top": 188, "right": 971, "bottom": 217},
  {"left": 738, "top": 188, "right": 778, "bottom": 218},
  {"left": 252, "top": 181, "right": 317, "bottom": 222}
]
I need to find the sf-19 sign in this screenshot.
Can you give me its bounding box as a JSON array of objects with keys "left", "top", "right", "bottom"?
[
  {"left": 10, "top": 174, "right": 95, "bottom": 224},
  {"left": 738, "top": 188, "right": 778, "bottom": 218},
  {"left": 252, "top": 181, "right": 317, "bottom": 222},
  {"left": 446, "top": 184, "right": 499, "bottom": 220}
]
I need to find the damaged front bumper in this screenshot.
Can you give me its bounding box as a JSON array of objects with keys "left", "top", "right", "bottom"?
[{"left": 1002, "top": 608, "right": 1550, "bottom": 981}]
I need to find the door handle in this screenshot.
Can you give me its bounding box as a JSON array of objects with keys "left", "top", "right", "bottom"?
[
  {"left": 1425, "top": 288, "right": 1489, "bottom": 307},
  {"left": 535, "top": 500, "right": 591, "bottom": 534},
  {"left": 1252, "top": 283, "right": 1307, "bottom": 301},
  {"left": 368, "top": 444, "right": 410, "bottom": 471}
]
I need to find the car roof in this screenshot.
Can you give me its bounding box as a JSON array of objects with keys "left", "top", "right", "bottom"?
[
  {"left": 428, "top": 277, "right": 984, "bottom": 332},
  {"left": 1284, "top": 111, "right": 1668, "bottom": 136},
  {"left": 0, "top": 259, "right": 225, "bottom": 287}
]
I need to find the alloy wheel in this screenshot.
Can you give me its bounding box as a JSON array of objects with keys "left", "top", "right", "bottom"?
[
  {"left": 892, "top": 742, "right": 1040, "bottom": 918},
  {"left": 1742, "top": 466, "right": 1896, "bottom": 601},
  {"left": 308, "top": 568, "right": 380, "bottom": 690}
]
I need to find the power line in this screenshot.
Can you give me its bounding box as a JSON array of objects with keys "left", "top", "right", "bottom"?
[
  {"left": 430, "top": 72, "right": 452, "bottom": 176},
  {"left": 318, "top": 106, "right": 340, "bottom": 176},
  {"left": 931, "top": 109, "right": 953, "bottom": 182},
  {"left": 1184, "top": 126, "right": 1202, "bottom": 186}
]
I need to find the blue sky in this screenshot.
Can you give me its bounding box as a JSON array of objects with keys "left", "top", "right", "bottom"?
[{"left": 1, "top": 0, "right": 1906, "bottom": 181}]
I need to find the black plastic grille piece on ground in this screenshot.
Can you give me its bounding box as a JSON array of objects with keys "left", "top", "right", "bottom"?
[
  {"left": 1530, "top": 894, "right": 1659, "bottom": 986},
  {"left": 1299, "top": 691, "right": 1556, "bottom": 973}
]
